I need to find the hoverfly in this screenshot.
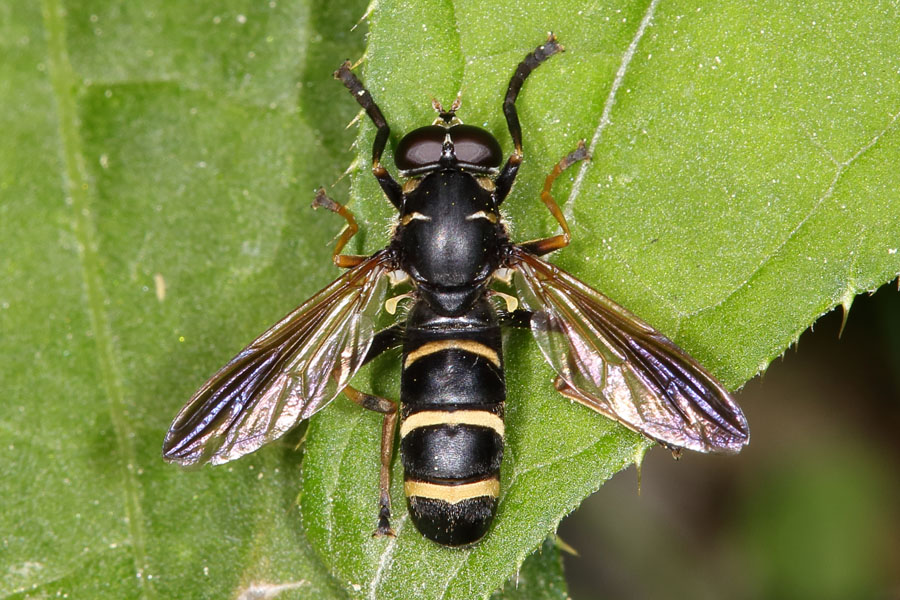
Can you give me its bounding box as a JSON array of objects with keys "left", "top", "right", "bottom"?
[{"left": 163, "top": 35, "right": 749, "bottom": 547}]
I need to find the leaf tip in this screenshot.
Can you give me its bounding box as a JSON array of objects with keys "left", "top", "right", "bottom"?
[
  {"left": 839, "top": 287, "right": 856, "bottom": 338},
  {"left": 633, "top": 444, "right": 648, "bottom": 495}
]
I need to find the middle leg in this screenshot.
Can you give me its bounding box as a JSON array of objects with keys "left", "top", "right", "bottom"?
[
  {"left": 516, "top": 141, "right": 589, "bottom": 257},
  {"left": 312, "top": 188, "right": 367, "bottom": 268}
]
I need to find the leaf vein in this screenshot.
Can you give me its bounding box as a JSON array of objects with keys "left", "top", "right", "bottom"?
[
  {"left": 561, "top": 0, "right": 679, "bottom": 320},
  {"left": 677, "top": 108, "right": 900, "bottom": 325},
  {"left": 566, "top": 0, "right": 661, "bottom": 221},
  {"left": 367, "top": 513, "right": 407, "bottom": 600},
  {"left": 40, "top": 0, "right": 154, "bottom": 596}
]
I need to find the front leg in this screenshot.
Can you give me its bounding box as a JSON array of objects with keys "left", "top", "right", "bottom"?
[
  {"left": 334, "top": 62, "right": 404, "bottom": 210},
  {"left": 495, "top": 35, "right": 564, "bottom": 205}
]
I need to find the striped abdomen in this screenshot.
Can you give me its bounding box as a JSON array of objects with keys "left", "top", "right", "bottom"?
[{"left": 399, "top": 299, "right": 505, "bottom": 546}]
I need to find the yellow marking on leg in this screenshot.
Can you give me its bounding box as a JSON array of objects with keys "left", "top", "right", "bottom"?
[
  {"left": 399, "top": 410, "right": 505, "bottom": 439},
  {"left": 404, "top": 478, "right": 500, "bottom": 504},
  {"left": 404, "top": 339, "right": 501, "bottom": 368}
]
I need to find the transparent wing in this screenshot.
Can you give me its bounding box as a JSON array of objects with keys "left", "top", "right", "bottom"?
[
  {"left": 163, "top": 251, "right": 392, "bottom": 465},
  {"left": 511, "top": 248, "right": 749, "bottom": 453}
]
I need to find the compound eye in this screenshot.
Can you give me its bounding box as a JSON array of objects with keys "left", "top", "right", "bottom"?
[
  {"left": 450, "top": 125, "right": 502, "bottom": 169},
  {"left": 396, "top": 126, "right": 445, "bottom": 171}
]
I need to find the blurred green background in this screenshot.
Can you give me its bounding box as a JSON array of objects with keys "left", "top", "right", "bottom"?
[{"left": 560, "top": 281, "right": 900, "bottom": 599}]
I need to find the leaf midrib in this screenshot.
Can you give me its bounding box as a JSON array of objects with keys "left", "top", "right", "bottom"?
[{"left": 41, "top": 0, "right": 154, "bottom": 596}]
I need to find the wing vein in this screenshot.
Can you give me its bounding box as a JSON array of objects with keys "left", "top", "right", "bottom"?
[
  {"left": 511, "top": 247, "right": 748, "bottom": 453},
  {"left": 163, "top": 251, "right": 392, "bottom": 465}
]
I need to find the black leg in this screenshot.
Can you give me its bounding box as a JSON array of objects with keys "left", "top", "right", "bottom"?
[
  {"left": 334, "top": 62, "right": 404, "bottom": 210},
  {"left": 495, "top": 35, "right": 564, "bottom": 205}
]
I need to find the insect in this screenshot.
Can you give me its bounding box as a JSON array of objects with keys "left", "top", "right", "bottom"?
[{"left": 163, "top": 35, "right": 749, "bottom": 547}]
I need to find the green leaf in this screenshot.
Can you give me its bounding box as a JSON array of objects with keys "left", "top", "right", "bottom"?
[
  {"left": 305, "top": 0, "right": 900, "bottom": 597},
  {"left": 2, "top": 0, "right": 359, "bottom": 598},
  {"left": 490, "top": 537, "right": 569, "bottom": 600},
  {"left": 2, "top": 1, "right": 899, "bottom": 600}
]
